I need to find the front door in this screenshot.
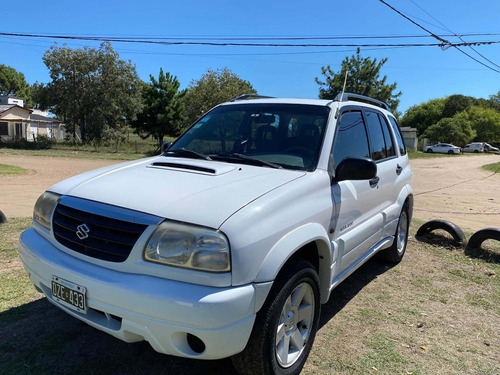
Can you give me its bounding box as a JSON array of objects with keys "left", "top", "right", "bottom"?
[{"left": 331, "top": 108, "right": 384, "bottom": 273}]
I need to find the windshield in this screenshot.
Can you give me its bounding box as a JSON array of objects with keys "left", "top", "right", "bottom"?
[{"left": 168, "top": 103, "right": 330, "bottom": 171}]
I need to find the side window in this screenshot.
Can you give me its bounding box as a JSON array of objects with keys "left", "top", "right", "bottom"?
[
  {"left": 332, "top": 110, "right": 370, "bottom": 169},
  {"left": 365, "top": 111, "right": 387, "bottom": 161},
  {"left": 387, "top": 116, "right": 406, "bottom": 155},
  {"left": 378, "top": 114, "right": 395, "bottom": 158}
]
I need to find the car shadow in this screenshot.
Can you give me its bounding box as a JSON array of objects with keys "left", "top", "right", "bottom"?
[
  {"left": 1, "top": 258, "right": 393, "bottom": 375},
  {"left": 318, "top": 257, "right": 396, "bottom": 329},
  {"left": 0, "top": 299, "right": 237, "bottom": 375}
]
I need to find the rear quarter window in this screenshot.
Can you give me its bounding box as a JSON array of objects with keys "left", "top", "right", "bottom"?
[{"left": 387, "top": 116, "right": 406, "bottom": 156}]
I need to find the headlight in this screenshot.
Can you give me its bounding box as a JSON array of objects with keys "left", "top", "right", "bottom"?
[
  {"left": 33, "top": 191, "right": 60, "bottom": 230},
  {"left": 144, "top": 222, "right": 230, "bottom": 272}
]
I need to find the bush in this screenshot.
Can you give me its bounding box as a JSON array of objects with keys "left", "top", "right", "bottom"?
[{"left": 5, "top": 136, "right": 55, "bottom": 150}]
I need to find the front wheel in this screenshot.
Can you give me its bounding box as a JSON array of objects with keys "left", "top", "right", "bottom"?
[
  {"left": 232, "top": 259, "right": 320, "bottom": 375},
  {"left": 426, "top": 149, "right": 433, "bottom": 153}
]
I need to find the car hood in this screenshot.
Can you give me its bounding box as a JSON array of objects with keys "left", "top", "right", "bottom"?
[{"left": 49, "top": 156, "right": 305, "bottom": 228}]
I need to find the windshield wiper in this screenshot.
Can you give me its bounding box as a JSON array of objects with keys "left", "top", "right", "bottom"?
[
  {"left": 211, "top": 153, "right": 282, "bottom": 169},
  {"left": 165, "top": 148, "right": 212, "bottom": 161}
]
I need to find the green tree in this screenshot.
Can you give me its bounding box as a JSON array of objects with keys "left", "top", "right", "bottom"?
[
  {"left": 489, "top": 91, "right": 500, "bottom": 111},
  {"left": 441, "top": 94, "right": 475, "bottom": 118},
  {"left": 0, "top": 64, "right": 32, "bottom": 106},
  {"left": 39, "top": 42, "right": 142, "bottom": 143},
  {"left": 184, "top": 68, "right": 256, "bottom": 126},
  {"left": 132, "top": 68, "right": 186, "bottom": 148},
  {"left": 400, "top": 98, "right": 445, "bottom": 134},
  {"left": 465, "top": 106, "right": 500, "bottom": 142},
  {"left": 315, "top": 48, "right": 402, "bottom": 113},
  {"left": 422, "top": 116, "right": 476, "bottom": 145}
]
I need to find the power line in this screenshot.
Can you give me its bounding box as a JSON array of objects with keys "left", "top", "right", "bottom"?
[
  {"left": 4, "top": 32, "right": 498, "bottom": 41},
  {"left": 0, "top": 32, "right": 499, "bottom": 48},
  {"left": 377, "top": 0, "right": 500, "bottom": 74},
  {"left": 407, "top": 0, "right": 500, "bottom": 70}
]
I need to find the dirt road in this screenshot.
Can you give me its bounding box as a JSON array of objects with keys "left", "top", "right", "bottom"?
[
  {"left": 411, "top": 154, "right": 500, "bottom": 232},
  {"left": 0, "top": 154, "right": 126, "bottom": 218},
  {"left": 0, "top": 153, "right": 499, "bottom": 232}
]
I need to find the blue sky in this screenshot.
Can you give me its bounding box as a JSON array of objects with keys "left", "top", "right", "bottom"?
[{"left": 1, "top": 0, "right": 499, "bottom": 114}]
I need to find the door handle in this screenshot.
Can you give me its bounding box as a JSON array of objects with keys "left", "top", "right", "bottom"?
[
  {"left": 396, "top": 164, "right": 403, "bottom": 175},
  {"left": 369, "top": 176, "right": 380, "bottom": 187}
]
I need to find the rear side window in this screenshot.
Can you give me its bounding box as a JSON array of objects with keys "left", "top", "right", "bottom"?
[
  {"left": 387, "top": 116, "right": 406, "bottom": 155},
  {"left": 365, "top": 111, "right": 388, "bottom": 161},
  {"left": 332, "top": 110, "right": 370, "bottom": 169},
  {"left": 378, "top": 114, "right": 395, "bottom": 158}
]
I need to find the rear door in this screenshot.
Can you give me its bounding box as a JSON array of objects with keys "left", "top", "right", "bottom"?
[{"left": 362, "top": 109, "right": 401, "bottom": 228}]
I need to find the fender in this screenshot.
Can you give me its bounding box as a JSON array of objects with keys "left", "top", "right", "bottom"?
[
  {"left": 382, "top": 185, "right": 414, "bottom": 240},
  {"left": 254, "top": 222, "right": 333, "bottom": 303}
]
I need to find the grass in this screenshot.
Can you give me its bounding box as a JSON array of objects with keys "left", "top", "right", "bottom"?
[
  {"left": 1, "top": 219, "right": 499, "bottom": 375},
  {"left": 0, "top": 147, "right": 148, "bottom": 161},
  {"left": 0, "top": 134, "right": 177, "bottom": 161},
  {"left": 482, "top": 162, "right": 500, "bottom": 173},
  {"left": 0, "top": 164, "right": 27, "bottom": 175}
]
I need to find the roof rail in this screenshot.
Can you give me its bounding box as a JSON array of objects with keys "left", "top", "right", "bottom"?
[
  {"left": 230, "top": 94, "right": 274, "bottom": 102},
  {"left": 334, "top": 93, "right": 390, "bottom": 111}
]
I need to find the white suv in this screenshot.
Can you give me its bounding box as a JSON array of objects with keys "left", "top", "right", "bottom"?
[{"left": 19, "top": 93, "right": 413, "bottom": 375}]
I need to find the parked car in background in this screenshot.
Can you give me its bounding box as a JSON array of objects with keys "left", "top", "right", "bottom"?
[
  {"left": 424, "top": 143, "right": 461, "bottom": 154},
  {"left": 462, "top": 142, "right": 485, "bottom": 153},
  {"left": 484, "top": 143, "right": 499, "bottom": 152}
]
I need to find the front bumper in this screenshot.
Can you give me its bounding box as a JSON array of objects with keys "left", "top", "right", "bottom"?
[{"left": 19, "top": 228, "right": 271, "bottom": 359}]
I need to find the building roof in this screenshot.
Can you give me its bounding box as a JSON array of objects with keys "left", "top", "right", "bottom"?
[
  {"left": 0, "top": 104, "right": 33, "bottom": 115},
  {"left": 0, "top": 105, "right": 62, "bottom": 123},
  {"left": 30, "top": 113, "right": 63, "bottom": 123}
]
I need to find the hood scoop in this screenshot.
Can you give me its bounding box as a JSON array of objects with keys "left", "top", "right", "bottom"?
[{"left": 148, "top": 160, "right": 236, "bottom": 176}]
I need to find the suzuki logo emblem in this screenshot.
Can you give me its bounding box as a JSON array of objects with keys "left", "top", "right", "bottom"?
[{"left": 76, "top": 224, "right": 90, "bottom": 240}]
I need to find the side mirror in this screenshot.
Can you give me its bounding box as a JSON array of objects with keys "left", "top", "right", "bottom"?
[
  {"left": 335, "top": 157, "right": 377, "bottom": 182},
  {"left": 162, "top": 142, "right": 172, "bottom": 153}
]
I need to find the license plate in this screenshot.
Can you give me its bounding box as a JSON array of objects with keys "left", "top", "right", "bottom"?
[{"left": 51, "top": 276, "right": 87, "bottom": 314}]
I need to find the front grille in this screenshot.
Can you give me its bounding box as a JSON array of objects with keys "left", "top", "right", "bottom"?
[{"left": 52, "top": 203, "right": 148, "bottom": 262}]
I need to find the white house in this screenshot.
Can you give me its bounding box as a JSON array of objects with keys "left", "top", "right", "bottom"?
[{"left": 0, "top": 96, "right": 67, "bottom": 141}]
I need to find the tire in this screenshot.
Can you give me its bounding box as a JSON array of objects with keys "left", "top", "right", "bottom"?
[
  {"left": 415, "top": 219, "right": 466, "bottom": 244},
  {"left": 473, "top": 150, "right": 479, "bottom": 153},
  {"left": 426, "top": 149, "right": 433, "bottom": 153},
  {"left": 0, "top": 210, "right": 6, "bottom": 224},
  {"left": 379, "top": 203, "right": 409, "bottom": 263},
  {"left": 468, "top": 228, "right": 500, "bottom": 249},
  {"left": 447, "top": 150, "right": 454, "bottom": 154},
  {"left": 232, "top": 259, "right": 320, "bottom": 375}
]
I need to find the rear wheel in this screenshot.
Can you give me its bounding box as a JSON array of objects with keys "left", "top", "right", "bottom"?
[
  {"left": 379, "top": 203, "right": 409, "bottom": 263},
  {"left": 232, "top": 259, "right": 320, "bottom": 375},
  {"left": 447, "top": 150, "right": 454, "bottom": 155}
]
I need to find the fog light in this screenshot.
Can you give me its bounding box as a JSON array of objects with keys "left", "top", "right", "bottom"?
[{"left": 187, "top": 333, "right": 206, "bottom": 354}]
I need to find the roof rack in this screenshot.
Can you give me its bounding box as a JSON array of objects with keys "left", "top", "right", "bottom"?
[
  {"left": 334, "top": 93, "right": 389, "bottom": 111},
  {"left": 230, "top": 94, "right": 274, "bottom": 102}
]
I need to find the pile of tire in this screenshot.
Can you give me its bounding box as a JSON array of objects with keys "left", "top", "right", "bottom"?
[{"left": 416, "top": 219, "right": 500, "bottom": 250}]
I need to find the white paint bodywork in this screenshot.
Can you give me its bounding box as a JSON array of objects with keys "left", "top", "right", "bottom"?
[{"left": 19, "top": 98, "right": 413, "bottom": 359}]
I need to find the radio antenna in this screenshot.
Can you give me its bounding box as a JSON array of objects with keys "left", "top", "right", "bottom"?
[{"left": 335, "top": 70, "right": 349, "bottom": 118}]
